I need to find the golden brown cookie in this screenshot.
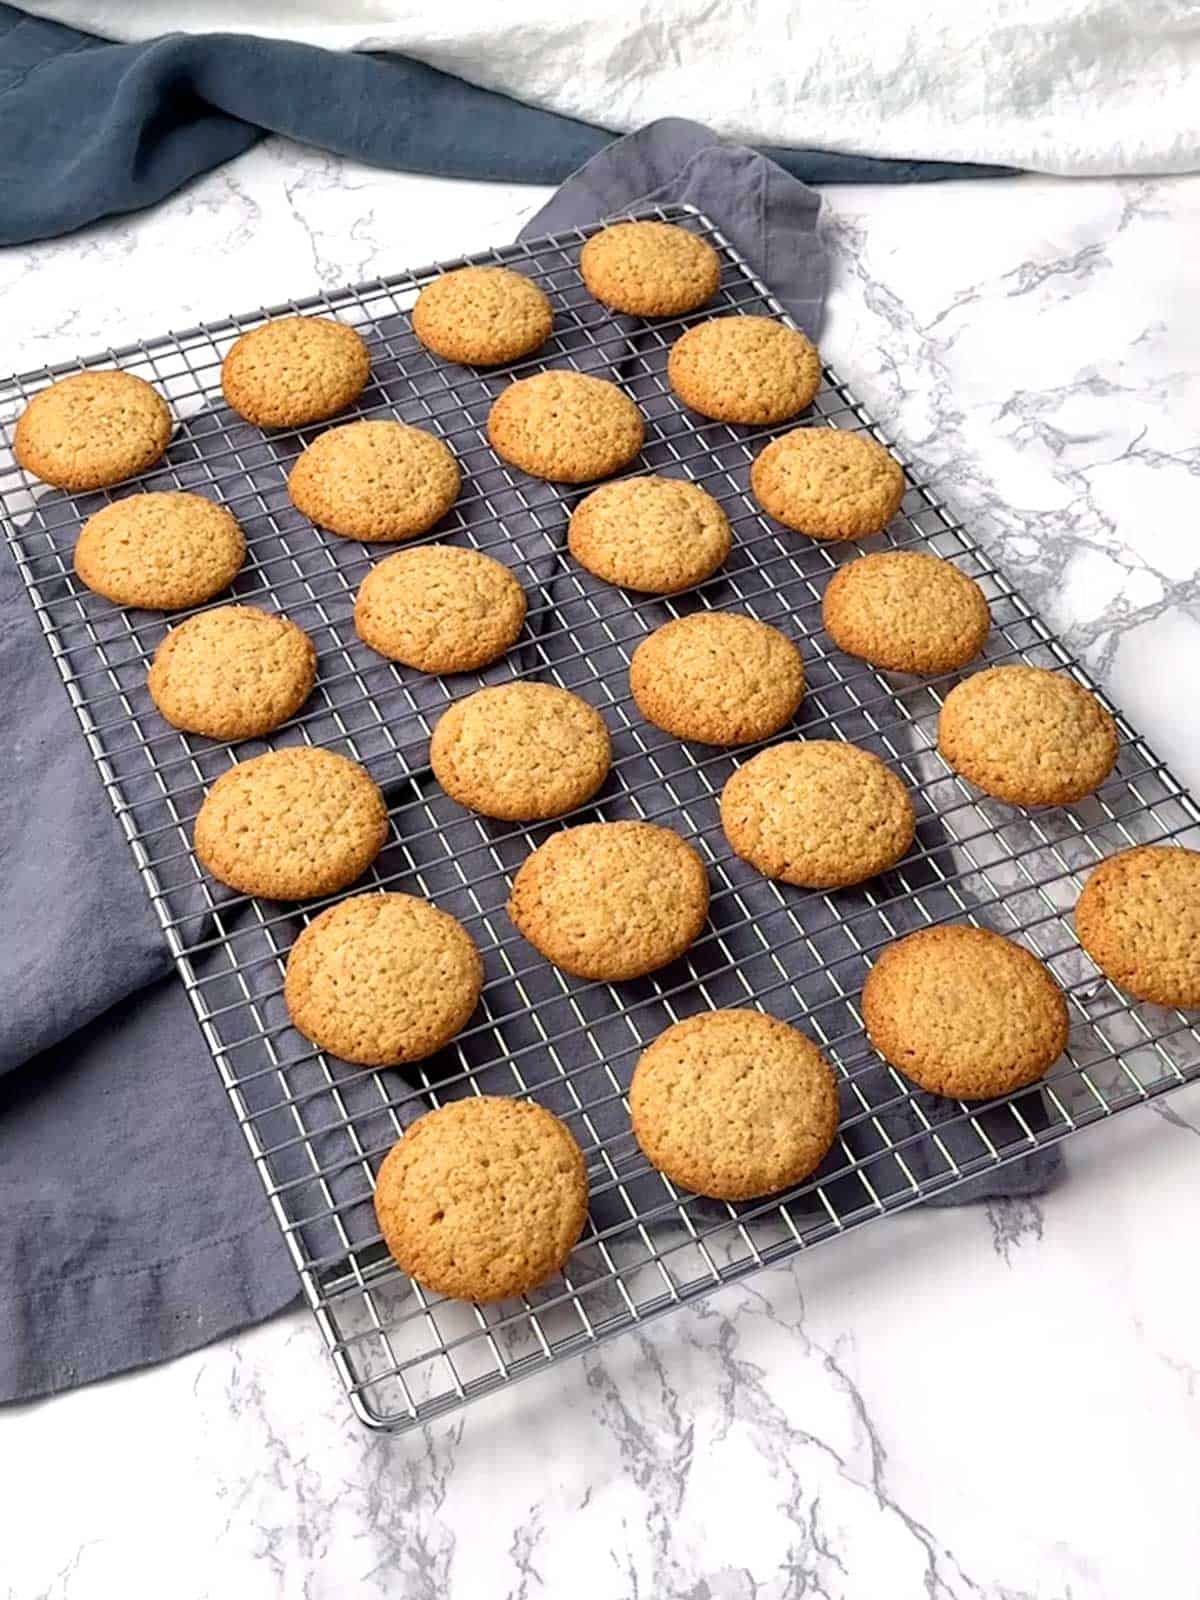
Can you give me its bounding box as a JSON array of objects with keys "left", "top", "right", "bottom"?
[
  {"left": 751, "top": 427, "right": 906, "bottom": 540},
  {"left": 74, "top": 492, "right": 245, "bottom": 610},
  {"left": 861, "top": 924, "right": 1069, "bottom": 1100},
  {"left": 374, "top": 1097, "right": 588, "bottom": 1302},
  {"left": 630, "top": 611, "right": 805, "bottom": 746},
  {"left": 667, "top": 315, "right": 821, "bottom": 426},
  {"left": 411, "top": 266, "right": 553, "bottom": 366},
  {"left": 822, "top": 551, "right": 990, "bottom": 674},
  {"left": 14, "top": 370, "right": 172, "bottom": 491},
  {"left": 1075, "top": 845, "right": 1200, "bottom": 1009},
  {"left": 148, "top": 605, "right": 316, "bottom": 740},
  {"left": 508, "top": 820, "right": 709, "bottom": 981},
  {"left": 580, "top": 220, "right": 721, "bottom": 318},
  {"left": 221, "top": 315, "right": 370, "bottom": 430},
  {"left": 629, "top": 1009, "right": 839, "bottom": 1200},
  {"left": 720, "top": 741, "right": 914, "bottom": 888},
  {"left": 288, "top": 419, "right": 460, "bottom": 540},
  {"left": 354, "top": 544, "right": 526, "bottom": 672},
  {"left": 430, "top": 682, "right": 611, "bottom": 821},
  {"left": 284, "top": 892, "right": 483, "bottom": 1065},
  {"left": 568, "top": 475, "right": 732, "bottom": 594},
  {"left": 938, "top": 665, "right": 1118, "bottom": 806},
  {"left": 194, "top": 746, "right": 388, "bottom": 899},
  {"left": 486, "top": 371, "right": 644, "bottom": 483}
]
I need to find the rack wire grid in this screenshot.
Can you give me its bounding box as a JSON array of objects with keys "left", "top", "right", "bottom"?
[{"left": 3, "top": 203, "right": 1199, "bottom": 1434}]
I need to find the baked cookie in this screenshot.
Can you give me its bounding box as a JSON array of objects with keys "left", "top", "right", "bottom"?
[
  {"left": 822, "top": 551, "right": 990, "bottom": 674},
  {"left": 194, "top": 746, "right": 388, "bottom": 899},
  {"left": 74, "top": 492, "right": 245, "bottom": 609},
  {"left": 751, "top": 427, "right": 906, "bottom": 540},
  {"left": 284, "top": 892, "right": 482, "bottom": 1065},
  {"left": 412, "top": 266, "right": 553, "bottom": 366},
  {"left": 288, "top": 419, "right": 460, "bottom": 540},
  {"left": 430, "top": 682, "right": 611, "bottom": 821},
  {"left": 667, "top": 316, "right": 821, "bottom": 426},
  {"left": 568, "top": 475, "right": 732, "bottom": 594},
  {"left": 580, "top": 220, "right": 721, "bottom": 317},
  {"left": 221, "top": 315, "right": 370, "bottom": 430},
  {"left": 938, "top": 665, "right": 1118, "bottom": 805},
  {"left": 487, "top": 371, "right": 644, "bottom": 483},
  {"left": 374, "top": 1096, "right": 588, "bottom": 1302},
  {"left": 1075, "top": 845, "right": 1200, "bottom": 1009},
  {"left": 861, "top": 924, "right": 1069, "bottom": 1099},
  {"left": 148, "top": 605, "right": 316, "bottom": 740},
  {"left": 354, "top": 544, "right": 526, "bottom": 672},
  {"left": 508, "top": 820, "right": 709, "bottom": 981},
  {"left": 720, "top": 741, "right": 914, "bottom": 888},
  {"left": 15, "top": 370, "right": 172, "bottom": 491},
  {"left": 630, "top": 611, "right": 805, "bottom": 745},
  {"left": 629, "top": 1009, "right": 839, "bottom": 1200}
]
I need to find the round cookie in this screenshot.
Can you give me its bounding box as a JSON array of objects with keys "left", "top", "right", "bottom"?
[
  {"left": 430, "top": 682, "right": 611, "bottom": 821},
  {"left": 374, "top": 1097, "right": 588, "bottom": 1302},
  {"left": 568, "top": 475, "right": 731, "bottom": 594},
  {"left": 288, "top": 419, "right": 460, "bottom": 541},
  {"left": 667, "top": 316, "right": 821, "bottom": 426},
  {"left": 148, "top": 605, "right": 316, "bottom": 740},
  {"left": 822, "top": 551, "right": 990, "bottom": 674},
  {"left": 720, "top": 741, "right": 914, "bottom": 888},
  {"left": 486, "top": 371, "right": 644, "bottom": 484},
  {"left": 284, "top": 892, "right": 482, "bottom": 1065},
  {"left": 938, "top": 665, "right": 1118, "bottom": 806},
  {"left": 629, "top": 611, "right": 805, "bottom": 746},
  {"left": 508, "top": 820, "right": 709, "bottom": 982},
  {"left": 194, "top": 746, "right": 388, "bottom": 899},
  {"left": 580, "top": 220, "right": 721, "bottom": 318},
  {"left": 221, "top": 315, "right": 370, "bottom": 430},
  {"left": 751, "top": 427, "right": 906, "bottom": 540},
  {"left": 74, "top": 492, "right": 245, "bottom": 610},
  {"left": 1075, "top": 845, "right": 1200, "bottom": 1009},
  {"left": 861, "top": 924, "right": 1069, "bottom": 1100},
  {"left": 354, "top": 544, "right": 526, "bottom": 672},
  {"left": 15, "top": 370, "right": 172, "bottom": 491},
  {"left": 629, "top": 1010, "right": 839, "bottom": 1201},
  {"left": 412, "top": 266, "right": 553, "bottom": 366}
]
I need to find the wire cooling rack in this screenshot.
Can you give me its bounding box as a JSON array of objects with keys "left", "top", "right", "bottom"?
[{"left": 3, "top": 204, "right": 1199, "bottom": 1433}]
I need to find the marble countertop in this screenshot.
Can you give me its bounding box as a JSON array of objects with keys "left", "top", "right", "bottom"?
[{"left": 2, "top": 143, "right": 1199, "bottom": 1600}]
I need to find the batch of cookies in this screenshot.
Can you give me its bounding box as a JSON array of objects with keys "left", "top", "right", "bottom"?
[{"left": 14, "top": 219, "right": 1199, "bottom": 1309}]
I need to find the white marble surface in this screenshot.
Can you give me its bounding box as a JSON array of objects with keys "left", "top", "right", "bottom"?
[{"left": 3, "top": 144, "right": 1200, "bottom": 1600}]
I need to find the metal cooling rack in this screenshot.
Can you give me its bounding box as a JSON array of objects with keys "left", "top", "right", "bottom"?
[{"left": 3, "top": 204, "right": 1199, "bottom": 1434}]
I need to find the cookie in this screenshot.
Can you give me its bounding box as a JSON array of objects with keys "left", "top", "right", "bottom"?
[
  {"left": 629, "top": 1009, "right": 839, "bottom": 1200},
  {"left": 822, "top": 551, "right": 990, "bottom": 674},
  {"left": 487, "top": 371, "right": 644, "bottom": 483},
  {"left": 148, "top": 605, "right": 316, "bottom": 740},
  {"left": 720, "top": 740, "right": 914, "bottom": 888},
  {"left": 861, "top": 924, "right": 1069, "bottom": 1100},
  {"left": 667, "top": 315, "right": 821, "bottom": 426},
  {"left": 580, "top": 220, "right": 721, "bottom": 318},
  {"left": 288, "top": 419, "right": 460, "bottom": 541},
  {"left": 430, "top": 682, "right": 611, "bottom": 821},
  {"left": 284, "top": 892, "right": 482, "bottom": 1065},
  {"left": 508, "top": 820, "right": 709, "bottom": 981},
  {"left": 412, "top": 266, "right": 553, "bottom": 367},
  {"left": 194, "top": 746, "right": 388, "bottom": 899},
  {"left": 751, "top": 427, "right": 906, "bottom": 541},
  {"left": 221, "top": 315, "right": 370, "bottom": 430},
  {"left": 1075, "top": 845, "right": 1200, "bottom": 1009},
  {"left": 568, "top": 475, "right": 732, "bottom": 594},
  {"left": 630, "top": 611, "right": 805, "bottom": 746},
  {"left": 354, "top": 544, "right": 526, "bottom": 672},
  {"left": 374, "top": 1096, "right": 588, "bottom": 1302},
  {"left": 74, "top": 492, "right": 245, "bottom": 610},
  {"left": 938, "top": 665, "right": 1118, "bottom": 806},
  {"left": 14, "top": 370, "right": 172, "bottom": 491}
]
